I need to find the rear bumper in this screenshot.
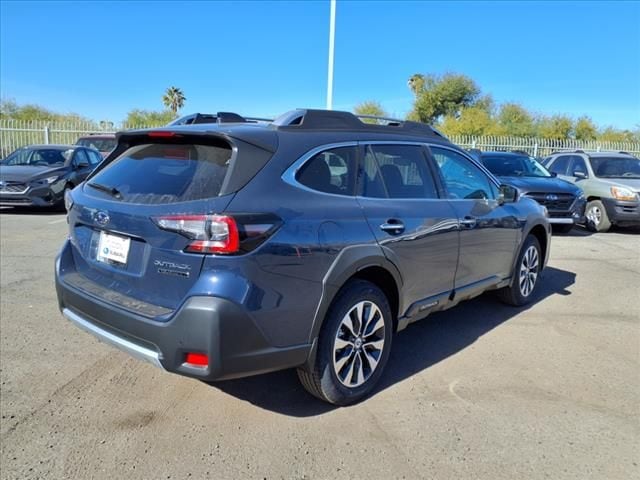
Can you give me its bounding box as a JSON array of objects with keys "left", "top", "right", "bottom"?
[
  {"left": 602, "top": 197, "right": 640, "bottom": 226},
  {"left": 55, "top": 254, "right": 311, "bottom": 381}
]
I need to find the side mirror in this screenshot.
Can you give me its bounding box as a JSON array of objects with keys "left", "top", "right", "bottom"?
[
  {"left": 573, "top": 171, "right": 587, "bottom": 179},
  {"left": 550, "top": 171, "right": 557, "bottom": 178},
  {"left": 498, "top": 184, "right": 518, "bottom": 204},
  {"left": 76, "top": 162, "right": 89, "bottom": 169}
]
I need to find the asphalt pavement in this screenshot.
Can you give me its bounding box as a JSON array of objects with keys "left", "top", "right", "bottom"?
[{"left": 1, "top": 208, "right": 638, "bottom": 480}]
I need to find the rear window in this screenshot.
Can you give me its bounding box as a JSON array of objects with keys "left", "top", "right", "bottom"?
[
  {"left": 88, "top": 143, "right": 232, "bottom": 203},
  {"left": 76, "top": 138, "right": 117, "bottom": 152}
]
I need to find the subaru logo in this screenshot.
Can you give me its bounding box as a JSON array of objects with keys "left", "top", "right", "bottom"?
[
  {"left": 545, "top": 194, "right": 558, "bottom": 201},
  {"left": 94, "top": 211, "right": 110, "bottom": 226}
]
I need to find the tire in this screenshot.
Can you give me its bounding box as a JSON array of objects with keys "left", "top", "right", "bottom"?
[
  {"left": 552, "top": 224, "right": 574, "bottom": 234},
  {"left": 297, "top": 279, "right": 393, "bottom": 405},
  {"left": 498, "top": 235, "right": 542, "bottom": 307},
  {"left": 585, "top": 200, "right": 611, "bottom": 232}
]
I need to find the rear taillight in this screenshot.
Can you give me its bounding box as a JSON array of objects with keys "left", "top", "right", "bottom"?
[
  {"left": 152, "top": 214, "right": 280, "bottom": 255},
  {"left": 153, "top": 214, "right": 239, "bottom": 254}
]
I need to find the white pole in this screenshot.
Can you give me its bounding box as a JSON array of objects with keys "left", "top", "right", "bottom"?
[{"left": 326, "top": 0, "right": 336, "bottom": 110}]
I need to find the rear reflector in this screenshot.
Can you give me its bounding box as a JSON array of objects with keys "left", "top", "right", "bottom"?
[{"left": 185, "top": 352, "right": 208, "bottom": 367}]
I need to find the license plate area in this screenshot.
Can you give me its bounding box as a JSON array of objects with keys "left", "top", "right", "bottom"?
[{"left": 96, "top": 231, "right": 131, "bottom": 265}]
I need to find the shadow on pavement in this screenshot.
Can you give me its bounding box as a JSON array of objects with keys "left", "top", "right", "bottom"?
[
  {"left": 211, "top": 266, "right": 576, "bottom": 416},
  {"left": 0, "top": 206, "right": 64, "bottom": 216}
]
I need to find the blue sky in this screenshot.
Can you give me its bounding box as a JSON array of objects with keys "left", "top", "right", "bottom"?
[{"left": 1, "top": 1, "right": 639, "bottom": 129}]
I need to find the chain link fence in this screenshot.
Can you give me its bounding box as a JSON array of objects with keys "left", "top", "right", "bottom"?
[{"left": 1, "top": 119, "right": 639, "bottom": 159}]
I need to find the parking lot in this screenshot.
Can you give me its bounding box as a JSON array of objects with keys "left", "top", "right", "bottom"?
[{"left": 0, "top": 209, "right": 638, "bottom": 480}]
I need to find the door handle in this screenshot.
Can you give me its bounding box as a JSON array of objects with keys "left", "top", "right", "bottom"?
[
  {"left": 380, "top": 220, "right": 405, "bottom": 234},
  {"left": 459, "top": 216, "right": 477, "bottom": 229}
]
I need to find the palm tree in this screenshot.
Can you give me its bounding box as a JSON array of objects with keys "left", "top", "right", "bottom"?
[{"left": 162, "top": 87, "right": 186, "bottom": 115}]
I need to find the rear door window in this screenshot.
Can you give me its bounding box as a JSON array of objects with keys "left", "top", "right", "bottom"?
[
  {"left": 88, "top": 142, "right": 232, "bottom": 203},
  {"left": 360, "top": 144, "right": 438, "bottom": 199}
]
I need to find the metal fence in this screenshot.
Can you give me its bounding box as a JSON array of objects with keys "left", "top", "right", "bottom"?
[
  {"left": 448, "top": 135, "right": 640, "bottom": 158},
  {"left": 0, "top": 120, "right": 160, "bottom": 157},
  {"left": 1, "top": 119, "right": 639, "bottom": 159}
]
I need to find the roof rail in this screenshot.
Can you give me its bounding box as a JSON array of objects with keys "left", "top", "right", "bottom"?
[
  {"left": 273, "top": 109, "right": 446, "bottom": 138},
  {"left": 170, "top": 112, "right": 273, "bottom": 126}
]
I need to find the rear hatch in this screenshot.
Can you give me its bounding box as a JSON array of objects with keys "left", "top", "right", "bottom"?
[{"left": 64, "top": 131, "right": 272, "bottom": 317}]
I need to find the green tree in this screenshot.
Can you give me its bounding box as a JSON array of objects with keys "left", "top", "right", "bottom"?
[
  {"left": 354, "top": 101, "right": 388, "bottom": 123},
  {"left": 125, "top": 109, "right": 175, "bottom": 126},
  {"left": 162, "top": 87, "right": 186, "bottom": 115},
  {"left": 574, "top": 116, "right": 598, "bottom": 141},
  {"left": 597, "top": 127, "right": 637, "bottom": 143},
  {"left": 408, "top": 72, "right": 480, "bottom": 123},
  {"left": 439, "top": 106, "right": 505, "bottom": 137},
  {"left": 0, "top": 98, "right": 91, "bottom": 123},
  {"left": 536, "top": 115, "right": 574, "bottom": 140},
  {"left": 497, "top": 103, "right": 535, "bottom": 137}
]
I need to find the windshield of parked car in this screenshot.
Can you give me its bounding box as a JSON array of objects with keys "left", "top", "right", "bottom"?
[
  {"left": 481, "top": 154, "right": 551, "bottom": 178},
  {"left": 76, "top": 138, "right": 117, "bottom": 152},
  {"left": 1, "top": 148, "right": 70, "bottom": 167},
  {"left": 589, "top": 156, "right": 640, "bottom": 178}
]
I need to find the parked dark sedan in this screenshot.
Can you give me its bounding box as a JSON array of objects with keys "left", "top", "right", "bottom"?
[
  {"left": 0, "top": 145, "right": 102, "bottom": 208},
  {"left": 471, "top": 150, "right": 586, "bottom": 233}
]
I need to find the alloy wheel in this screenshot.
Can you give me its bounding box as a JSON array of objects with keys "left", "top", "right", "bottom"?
[
  {"left": 519, "top": 245, "right": 539, "bottom": 297},
  {"left": 333, "top": 301, "right": 386, "bottom": 388}
]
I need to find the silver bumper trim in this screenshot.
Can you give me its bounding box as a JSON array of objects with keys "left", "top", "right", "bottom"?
[
  {"left": 548, "top": 218, "right": 575, "bottom": 224},
  {"left": 62, "top": 308, "right": 164, "bottom": 369}
]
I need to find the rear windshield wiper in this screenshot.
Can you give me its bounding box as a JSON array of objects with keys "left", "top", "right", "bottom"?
[{"left": 87, "top": 182, "right": 122, "bottom": 199}]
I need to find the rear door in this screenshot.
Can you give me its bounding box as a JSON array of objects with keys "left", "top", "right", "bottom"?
[
  {"left": 356, "top": 143, "right": 459, "bottom": 312},
  {"left": 66, "top": 138, "right": 242, "bottom": 313},
  {"left": 429, "top": 146, "right": 520, "bottom": 290}
]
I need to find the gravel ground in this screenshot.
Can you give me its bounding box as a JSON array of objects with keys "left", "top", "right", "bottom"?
[{"left": 1, "top": 208, "right": 638, "bottom": 480}]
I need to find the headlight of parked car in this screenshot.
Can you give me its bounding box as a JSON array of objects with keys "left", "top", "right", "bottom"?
[
  {"left": 611, "top": 186, "right": 638, "bottom": 201},
  {"left": 64, "top": 187, "right": 74, "bottom": 211},
  {"left": 32, "top": 175, "right": 61, "bottom": 186}
]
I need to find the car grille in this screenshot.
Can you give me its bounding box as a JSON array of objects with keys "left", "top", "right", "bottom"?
[
  {"left": 0, "top": 181, "right": 28, "bottom": 194},
  {"left": 525, "top": 193, "right": 575, "bottom": 212}
]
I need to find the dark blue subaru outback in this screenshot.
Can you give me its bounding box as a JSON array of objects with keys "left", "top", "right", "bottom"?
[{"left": 56, "top": 109, "right": 551, "bottom": 405}]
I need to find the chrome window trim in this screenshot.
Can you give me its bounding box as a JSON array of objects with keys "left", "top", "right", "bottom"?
[{"left": 282, "top": 140, "right": 501, "bottom": 202}]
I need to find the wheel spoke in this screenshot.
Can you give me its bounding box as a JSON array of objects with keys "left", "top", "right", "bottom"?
[
  {"left": 363, "top": 348, "right": 380, "bottom": 371},
  {"left": 335, "top": 348, "right": 354, "bottom": 372},
  {"left": 364, "top": 311, "right": 384, "bottom": 338},
  {"left": 341, "top": 351, "right": 356, "bottom": 384},
  {"left": 354, "top": 353, "right": 365, "bottom": 386},
  {"left": 341, "top": 313, "right": 358, "bottom": 338},
  {"left": 364, "top": 338, "right": 384, "bottom": 351},
  {"left": 334, "top": 337, "right": 354, "bottom": 350}
]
